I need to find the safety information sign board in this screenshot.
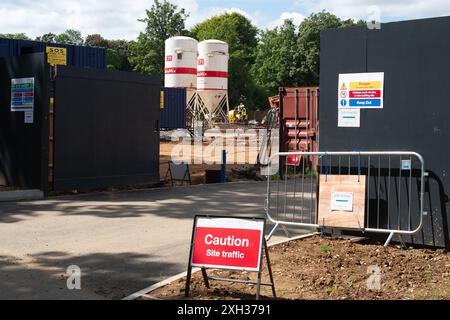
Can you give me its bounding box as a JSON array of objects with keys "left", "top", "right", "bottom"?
[
  {"left": 338, "top": 108, "right": 360, "bottom": 127},
  {"left": 11, "top": 78, "right": 34, "bottom": 112},
  {"left": 190, "top": 217, "right": 264, "bottom": 272},
  {"left": 46, "top": 46, "right": 67, "bottom": 66},
  {"left": 24, "top": 111, "right": 34, "bottom": 124},
  {"left": 331, "top": 192, "right": 354, "bottom": 212},
  {"left": 338, "top": 72, "right": 384, "bottom": 109},
  {"left": 402, "top": 160, "right": 412, "bottom": 171}
]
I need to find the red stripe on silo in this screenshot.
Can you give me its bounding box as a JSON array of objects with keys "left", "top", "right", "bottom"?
[
  {"left": 197, "top": 71, "right": 228, "bottom": 78},
  {"left": 197, "top": 88, "right": 228, "bottom": 91},
  {"left": 165, "top": 67, "right": 197, "bottom": 75}
]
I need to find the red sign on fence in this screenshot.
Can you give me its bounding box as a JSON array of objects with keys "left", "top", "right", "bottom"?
[
  {"left": 349, "top": 90, "right": 381, "bottom": 99},
  {"left": 190, "top": 217, "right": 265, "bottom": 272},
  {"left": 287, "top": 153, "right": 302, "bottom": 166}
]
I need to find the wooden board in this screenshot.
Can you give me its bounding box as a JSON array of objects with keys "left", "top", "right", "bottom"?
[{"left": 317, "top": 175, "right": 366, "bottom": 229}]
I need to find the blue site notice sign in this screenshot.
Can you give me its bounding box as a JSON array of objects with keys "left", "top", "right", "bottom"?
[
  {"left": 11, "top": 78, "right": 34, "bottom": 112},
  {"left": 349, "top": 99, "right": 382, "bottom": 107}
]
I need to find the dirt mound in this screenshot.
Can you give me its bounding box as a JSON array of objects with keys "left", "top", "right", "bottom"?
[{"left": 150, "top": 235, "right": 450, "bottom": 300}]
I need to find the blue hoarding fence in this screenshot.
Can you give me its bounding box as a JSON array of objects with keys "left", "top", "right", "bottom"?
[
  {"left": 0, "top": 38, "right": 106, "bottom": 69},
  {"left": 160, "top": 87, "right": 187, "bottom": 130}
]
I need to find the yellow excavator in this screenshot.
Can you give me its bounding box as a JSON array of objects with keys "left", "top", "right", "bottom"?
[{"left": 228, "top": 103, "right": 248, "bottom": 124}]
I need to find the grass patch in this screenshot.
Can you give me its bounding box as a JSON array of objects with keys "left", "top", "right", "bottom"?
[{"left": 320, "top": 243, "right": 333, "bottom": 254}]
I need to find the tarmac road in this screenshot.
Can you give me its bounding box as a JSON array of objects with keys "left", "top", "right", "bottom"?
[{"left": 0, "top": 181, "right": 312, "bottom": 300}]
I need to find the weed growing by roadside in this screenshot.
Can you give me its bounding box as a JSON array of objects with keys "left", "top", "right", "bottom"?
[{"left": 320, "top": 243, "right": 333, "bottom": 254}]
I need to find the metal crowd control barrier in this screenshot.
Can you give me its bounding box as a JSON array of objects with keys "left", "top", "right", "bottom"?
[{"left": 264, "top": 151, "right": 426, "bottom": 247}]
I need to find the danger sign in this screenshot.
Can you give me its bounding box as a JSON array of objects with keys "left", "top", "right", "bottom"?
[
  {"left": 338, "top": 72, "right": 384, "bottom": 109},
  {"left": 190, "top": 216, "right": 265, "bottom": 272}
]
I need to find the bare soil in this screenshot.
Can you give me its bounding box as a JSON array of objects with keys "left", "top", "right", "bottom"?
[
  {"left": 149, "top": 235, "right": 450, "bottom": 300},
  {"left": 160, "top": 141, "right": 261, "bottom": 185}
]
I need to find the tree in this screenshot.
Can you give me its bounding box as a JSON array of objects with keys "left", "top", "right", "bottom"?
[
  {"left": 85, "top": 34, "right": 109, "bottom": 48},
  {"left": 35, "top": 33, "right": 57, "bottom": 43},
  {"left": 108, "top": 40, "right": 132, "bottom": 71},
  {"left": 84, "top": 35, "right": 132, "bottom": 71},
  {"left": 298, "top": 11, "right": 363, "bottom": 85},
  {"left": 0, "top": 33, "right": 31, "bottom": 40},
  {"left": 252, "top": 19, "right": 302, "bottom": 97},
  {"left": 129, "top": 0, "right": 189, "bottom": 76},
  {"left": 106, "top": 48, "right": 122, "bottom": 70},
  {"left": 191, "top": 12, "right": 259, "bottom": 109},
  {"left": 55, "top": 29, "right": 84, "bottom": 45}
]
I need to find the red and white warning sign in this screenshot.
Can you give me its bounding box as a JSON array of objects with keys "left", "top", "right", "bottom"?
[{"left": 190, "top": 217, "right": 265, "bottom": 272}]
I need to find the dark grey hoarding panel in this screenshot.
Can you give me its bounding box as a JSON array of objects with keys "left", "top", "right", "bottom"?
[
  {"left": 53, "top": 67, "right": 161, "bottom": 191},
  {"left": 0, "top": 53, "right": 49, "bottom": 192},
  {"left": 320, "top": 17, "right": 450, "bottom": 247}
]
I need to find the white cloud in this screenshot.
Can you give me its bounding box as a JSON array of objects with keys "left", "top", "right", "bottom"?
[
  {"left": 295, "top": 0, "right": 450, "bottom": 22},
  {"left": 267, "top": 12, "right": 306, "bottom": 29},
  {"left": 2, "top": 0, "right": 450, "bottom": 41},
  {"left": 0, "top": 0, "right": 260, "bottom": 40},
  {"left": 180, "top": 4, "right": 259, "bottom": 28},
  {"left": 0, "top": 0, "right": 153, "bottom": 40}
]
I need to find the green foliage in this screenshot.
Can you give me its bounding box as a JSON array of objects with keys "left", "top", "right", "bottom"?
[
  {"left": 0, "top": 33, "right": 31, "bottom": 40},
  {"left": 320, "top": 243, "right": 333, "bottom": 253},
  {"left": 325, "top": 283, "right": 342, "bottom": 295},
  {"left": 191, "top": 12, "right": 258, "bottom": 55},
  {"left": 252, "top": 12, "right": 363, "bottom": 106},
  {"left": 108, "top": 40, "right": 132, "bottom": 71},
  {"left": 54, "top": 29, "right": 84, "bottom": 45},
  {"left": 35, "top": 30, "right": 83, "bottom": 45},
  {"left": 85, "top": 34, "right": 109, "bottom": 48},
  {"left": 35, "top": 33, "right": 57, "bottom": 43},
  {"left": 129, "top": 0, "right": 189, "bottom": 77},
  {"left": 106, "top": 48, "right": 122, "bottom": 70},
  {"left": 192, "top": 12, "right": 259, "bottom": 109},
  {"left": 85, "top": 35, "right": 132, "bottom": 71},
  {"left": 252, "top": 19, "right": 302, "bottom": 97},
  {"left": 298, "top": 11, "right": 362, "bottom": 85},
  {"left": 34, "top": 30, "right": 132, "bottom": 72}
]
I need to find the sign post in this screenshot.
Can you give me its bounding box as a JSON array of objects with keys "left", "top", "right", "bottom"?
[{"left": 185, "top": 216, "right": 276, "bottom": 300}]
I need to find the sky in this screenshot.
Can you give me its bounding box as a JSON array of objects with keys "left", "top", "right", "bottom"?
[{"left": 1, "top": 0, "right": 450, "bottom": 40}]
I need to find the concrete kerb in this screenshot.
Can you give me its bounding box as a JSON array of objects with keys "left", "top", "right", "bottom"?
[
  {"left": 0, "top": 189, "right": 44, "bottom": 203},
  {"left": 122, "top": 232, "right": 319, "bottom": 300}
]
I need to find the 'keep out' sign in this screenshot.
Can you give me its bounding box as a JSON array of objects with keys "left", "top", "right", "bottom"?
[{"left": 191, "top": 217, "right": 265, "bottom": 272}]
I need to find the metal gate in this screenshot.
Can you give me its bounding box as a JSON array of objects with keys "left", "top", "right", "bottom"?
[{"left": 265, "top": 151, "right": 425, "bottom": 246}]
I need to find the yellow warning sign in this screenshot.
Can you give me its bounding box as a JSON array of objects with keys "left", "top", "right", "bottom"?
[
  {"left": 160, "top": 91, "right": 165, "bottom": 109},
  {"left": 350, "top": 81, "right": 381, "bottom": 90},
  {"left": 46, "top": 47, "right": 67, "bottom": 66},
  {"left": 340, "top": 83, "right": 347, "bottom": 91}
]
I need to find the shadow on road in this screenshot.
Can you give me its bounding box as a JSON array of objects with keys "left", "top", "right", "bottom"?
[
  {"left": 0, "top": 251, "right": 180, "bottom": 300},
  {"left": 0, "top": 182, "right": 268, "bottom": 224}
]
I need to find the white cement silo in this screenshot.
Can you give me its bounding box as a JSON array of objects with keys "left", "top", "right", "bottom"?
[
  {"left": 164, "top": 36, "right": 198, "bottom": 89},
  {"left": 197, "top": 39, "right": 229, "bottom": 116}
]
